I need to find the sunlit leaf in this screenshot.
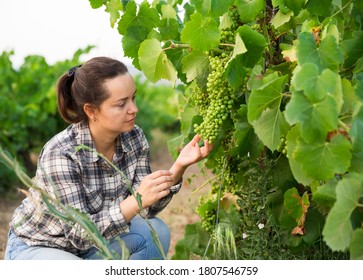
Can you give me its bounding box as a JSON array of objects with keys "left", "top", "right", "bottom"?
[
  {"left": 323, "top": 173, "right": 363, "bottom": 251},
  {"left": 235, "top": 0, "right": 265, "bottom": 23},
  {"left": 181, "top": 12, "right": 220, "bottom": 52},
  {"left": 138, "top": 39, "right": 177, "bottom": 84},
  {"left": 182, "top": 51, "right": 209, "bottom": 83},
  {"left": 295, "top": 135, "right": 351, "bottom": 181},
  {"left": 350, "top": 229, "right": 363, "bottom": 260}
]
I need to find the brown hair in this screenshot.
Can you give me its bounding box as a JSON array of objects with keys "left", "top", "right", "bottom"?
[{"left": 56, "top": 56, "right": 129, "bottom": 124}]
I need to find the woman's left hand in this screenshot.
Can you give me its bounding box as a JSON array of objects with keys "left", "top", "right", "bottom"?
[{"left": 176, "top": 134, "right": 213, "bottom": 168}]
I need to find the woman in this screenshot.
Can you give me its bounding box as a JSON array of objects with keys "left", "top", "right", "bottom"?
[{"left": 5, "top": 57, "right": 212, "bottom": 260}]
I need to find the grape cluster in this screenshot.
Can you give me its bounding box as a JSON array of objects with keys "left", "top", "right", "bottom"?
[
  {"left": 201, "top": 209, "right": 217, "bottom": 233},
  {"left": 276, "top": 136, "right": 288, "bottom": 155},
  {"left": 193, "top": 55, "right": 235, "bottom": 143}
]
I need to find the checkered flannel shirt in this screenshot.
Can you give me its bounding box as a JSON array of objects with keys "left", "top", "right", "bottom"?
[{"left": 10, "top": 122, "right": 181, "bottom": 255}]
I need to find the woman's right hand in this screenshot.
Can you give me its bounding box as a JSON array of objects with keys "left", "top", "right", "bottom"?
[{"left": 135, "top": 170, "right": 174, "bottom": 208}]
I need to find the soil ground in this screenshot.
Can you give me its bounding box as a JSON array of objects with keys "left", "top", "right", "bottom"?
[{"left": 0, "top": 131, "right": 210, "bottom": 259}]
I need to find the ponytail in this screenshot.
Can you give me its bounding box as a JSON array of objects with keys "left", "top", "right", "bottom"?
[{"left": 56, "top": 73, "right": 83, "bottom": 124}]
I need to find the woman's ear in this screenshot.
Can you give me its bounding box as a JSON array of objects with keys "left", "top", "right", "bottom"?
[{"left": 83, "top": 103, "right": 97, "bottom": 122}]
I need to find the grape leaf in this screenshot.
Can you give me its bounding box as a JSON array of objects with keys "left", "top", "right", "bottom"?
[
  {"left": 341, "top": 31, "right": 363, "bottom": 69},
  {"left": 159, "top": 18, "right": 180, "bottom": 40},
  {"left": 285, "top": 0, "right": 305, "bottom": 15},
  {"left": 181, "top": 51, "right": 209, "bottom": 83},
  {"left": 138, "top": 39, "right": 177, "bottom": 84},
  {"left": 295, "top": 134, "right": 352, "bottom": 181},
  {"left": 284, "top": 188, "right": 310, "bottom": 235},
  {"left": 251, "top": 107, "right": 290, "bottom": 151},
  {"left": 181, "top": 12, "right": 220, "bottom": 52},
  {"left": 271, "top": 10, "right": 293, "bottom": 29},
  {"left": 117, "top": 1, "right": 159, "bottom": 35},
  {"left": 247, "top": 74, "right": 289, "bottom": 150},
  {"left": 211, "top": 0, "right": 235, "bottom": 18},
  {"left": 228, "top": 33, "right": 247, "bottom": 64},
  {"left": 312, "top": 180, "right": 337, "bottom": 207},
  {"left": 285, "top": 90, "right": 339, "bottom": 143},
  {"left": 306, "top": 0, "right": 333, "bottom": 16},
  {"left": 122, "top": 25, "right": 149, "bottom": 58},
  {"left": 350, "top": 104, "right": 363, "bottom": 172},
  {"left": 248, "top": 74, "right": 288, "bottom": 122},
  {"left": 89, "top": 0, "right": 103, "bottom": 9},
  {"left": 286, "top": 126, "right": 314, "bottom": 186},
  {"left": 323, "top": 173, "right": 363, "bottom": 251},
  {"left": 296, "top": 32, "right": 343, "bottom": 72},
  {"left": 237, "top": 25, "right": 266, "bottom": 68},
  {"left": 105, "top": 0, "right": 123, "bottom": 27},
  {"left": 292, "top": 64, "right": 343, "bottom": 107},
  {"left": 350, "top": 229, "right": 363, "bottom": 260},
  {"left": 235, "top": 0, "right": 265, "bottom": 23}
]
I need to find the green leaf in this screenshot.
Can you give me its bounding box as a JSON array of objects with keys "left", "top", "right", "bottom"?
[
  {"left": 138, "top": 39, "right": 177, "bottom": 84},
  {"left": 323, "top": 173, "right": 363, "bottom": 251},
  {"left": 270, "top": 10, "right": 293, "bottom": 29},
  {"left": 285, "top": 90, "right": 339, "bottom": 143},
  {"left": 350, "top": 229, "right": 363, "bottom": 260},
  {"left": 122, "top": 25, "right": 149, "bottom": 59},
  {"left": 231, "top": 105, "right": 262, "bottom": 158},
  {"left": 89, "top": 0, "right": 103, "bottom": 9},
  {"left": 248, "top": 73, "right": 287, "bottom": 122},
  {"left": 159, "top": 18, "right": 180, "bottom": 40},
  {"left": 312, "top": 180, "right": 337, "bottom": 207},
  {"left": 247, "top": 74, "right": 289, "bottom": 150},
  {"left": 341, "top": 31, "right": 363, "bottom": 69},
  {"left": 181, "top": 51, "right": 209, "bottom": 83},
  {"left": 225, "top": 56, "right": 247, "bottom": 90},
  {"left": 296, "top": 32, "right": 343, "bottom": 72},
  {"left": 181, "top": 12, "right": 220, "bottom": 52},
  {"left": 292, "top": 64, "right": 343, "bottom": 108},
  {"left": 306, "top": 0, "right": 333, "bottom": 16},
  {"left": 285, "top": 0, "right": 305, "bottom": 15},
  {"left": 283, "top": 188, "right": 310, "bottom": 235},
  {"left": 295, "top": 135, "right": 352, "bottom": 181},
  {"left": 350, "top": 104, "right": 363, "bottom": 172},
  {"left": 210, "top": 0, "right": 235, "bottom": 17},
  {"left": 118, "top": 1, "right": 159, "bottom": 35},
  {"left": 235, "top": 0, "right": 265, "bottom": 23},
  {"left": 105, "top": 0, "right": 124, "bottom": 27},
  {"left": 228, "top": 33, "right": 247, "bottom": 65},
  {"left": 252, "top": 107, "right": 290, "bottom": 151},
  {"left": 237, "top": 25, "right": 266, "bottom": 68}
]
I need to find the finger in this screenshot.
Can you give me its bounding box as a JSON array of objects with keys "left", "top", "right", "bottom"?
[
  {"left": 190, "top": 134, "right": 201, "bottom": 146},
  {"left": 153, "top": 182, "right": 173, "bottom": 192},
  {"left": 148, "top": 170, "right": 173, "bottom": 179},
  {"left": 156, "top": 188, "right": 171, "bottom": 199},
  {"left": 152, "top": 175, "right": 174, "bottom": 187}
]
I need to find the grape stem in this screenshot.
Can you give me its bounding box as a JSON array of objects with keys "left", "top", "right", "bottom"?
[
  {"left": 191, "top": 173, "right": 221, "bottom": 195},
  {"left": 162, "top": 42, "right": 190, "bottom": 51},
  {"left": 338, "top": 119, "right": 350, "bottom": 133}
]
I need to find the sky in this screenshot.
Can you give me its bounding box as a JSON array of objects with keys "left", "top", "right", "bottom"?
[{"left": 0, "top": 0, "right": 139, "bottom": 73}]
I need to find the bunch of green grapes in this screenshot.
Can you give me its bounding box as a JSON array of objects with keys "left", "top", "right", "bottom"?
[
  {"left": 276, "top": 136, "right": 287, "bottom": 155},
  {"left": 201, "top": 209, "right": 217, "bottom": 233},
  {"left": 193, "top": 55, "right": 235, "bottom": 143}
]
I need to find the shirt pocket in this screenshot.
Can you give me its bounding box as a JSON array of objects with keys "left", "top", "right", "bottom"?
[{"left": 83, "top": 178, "right": 104, "bottom": 214}]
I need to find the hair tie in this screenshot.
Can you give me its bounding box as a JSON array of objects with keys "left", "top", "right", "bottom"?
[{"left": 67, "top": 64, "right": 82, "bottom": 77}]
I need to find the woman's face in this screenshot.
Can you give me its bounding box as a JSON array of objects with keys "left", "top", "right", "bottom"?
[{"left": 95, "top": 73, "right": 138, "bottom": 135}]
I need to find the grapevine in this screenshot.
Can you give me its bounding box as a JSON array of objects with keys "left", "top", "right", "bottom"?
[{"left": 93, "top": 0, "right": 363, "bottom": 260}]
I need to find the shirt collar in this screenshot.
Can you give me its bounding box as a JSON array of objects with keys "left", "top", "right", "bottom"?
[{"left": 74, "top": 121, "right": 132, "bottom": 163}]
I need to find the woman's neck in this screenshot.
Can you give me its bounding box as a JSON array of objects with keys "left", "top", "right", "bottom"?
[{"left": 88, "top": 122, "right": 116, "bottom": 161}]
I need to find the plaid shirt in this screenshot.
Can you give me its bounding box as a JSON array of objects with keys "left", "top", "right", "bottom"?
[{"left": 10, "top": 122, "right": 181, "bottom": 255}]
